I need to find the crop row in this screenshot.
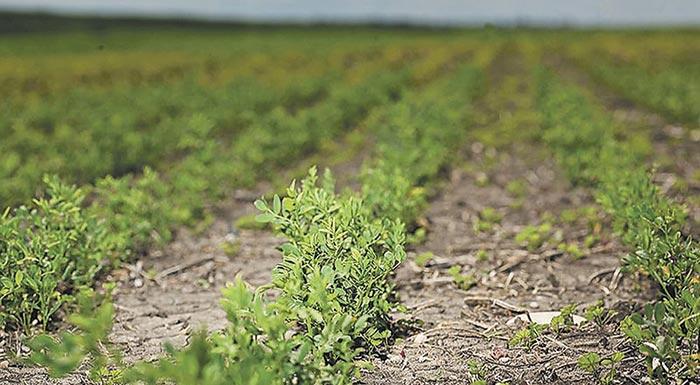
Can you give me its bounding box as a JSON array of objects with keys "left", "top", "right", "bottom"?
[
  {"left": 25, "top": 55, "right": 485, "bottom": 383},
  {"left": 580, "top": 60, "right": 700, "bottom": 126},
  {"left": 537, "top": 69, "right": 700, "bottom": 383},
  {"left": 563, "top": 35, "right": 700, "bottom": 127}
]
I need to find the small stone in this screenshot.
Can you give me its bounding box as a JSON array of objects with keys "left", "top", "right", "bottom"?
[
  {"left": 529, "top": 301, "right": 540, "bottom": 309},
  {"left": 0, "top": 360, "right": 8, "bottom": 369}
]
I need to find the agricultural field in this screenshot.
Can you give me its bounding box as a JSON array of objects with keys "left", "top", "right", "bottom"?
[{"left": 1, "top": 18, "right": 700, "bottom": 385}]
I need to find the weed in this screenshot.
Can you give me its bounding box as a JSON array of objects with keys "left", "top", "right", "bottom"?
[
  {"left": 448, "top": 265, "right": 477, "bottom": 291},
  {"left": 515, "top": 223, "right": 552, "bottom": 251},
  {"left": 220, "top": 239, "right": 241, "bottom": 257},
  {"left": 476, "top": 249, "right": 490, "bottom": 262},
  {"left": 509, "top": 323, "right": 545, "bottom": 349},
  {"left": 506, "top": 179, "right": 527, "bottom": 198},
  {"left": 474, "top": 207, "right": 503, "bottom": 233},
  {"left": 414, "top": 252, "right": 434, "bottom": 267},
  {"left": 550, "top": 303, "right": 579, "bottom": 334},
  {"left": 577, "top": 352, "right": 624, "bottom": 385},
  {"left": 583, "top": 300, "right": 618, "bottom": 327}
]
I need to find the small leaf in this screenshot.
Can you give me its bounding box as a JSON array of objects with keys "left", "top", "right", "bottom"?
[
  {"left": 15, "top": 271, "right": 23, "bottom": 286},
  {"left": 255, "top": 213, "right": 275, "bottom": 223},
  {"left": 629, "top": 313, "right": 644, "bottom": 325},
  {"left": 354, "top": 316, "right": 369, "bottom": 334},
  {"left": 273, "top": 195, "right": 281, "bottom": 214},
  {"left": 282, "top": 197, "right": 295, "bottom": 211},
  {"left": 254, "top": 199, "right": 267, "bottom": 211},
  {"left": 577, "top": 352, "right": 601, "bottom": 372},
  {"left": 611, "top": 352, "right": 624, "bottom": 363},
  {"left": 653, "top": 302, "right": 665, "bottom": 322}
]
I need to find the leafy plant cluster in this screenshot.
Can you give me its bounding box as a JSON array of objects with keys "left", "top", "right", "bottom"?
[
  {"left": 563, "top": 31, "right": 700, "bottom": 126},
  {"left": 537, "top": 70, "right": 700, "bottom": 383},
  {"left": 0, "top": 177, "right": 108, "bottom": 332},
  {"left": 255, "top": 168, "right": 406, "bottom": 348}
]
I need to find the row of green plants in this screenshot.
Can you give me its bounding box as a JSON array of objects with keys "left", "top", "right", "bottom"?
[
  {"left": 0, "top": 46, "right": 437, "bottom": 334},
  {"left": 564, "top": 35, "right": 700, "bottom": 126},
  {"left": 579, "top": 60, "right": 700, "bottom": 126},
  {"left": 24, "top": 62, "right": 485, "bottom": 384},
  {"left": 536, "top": 69, "right": 700, "bottom": 383}
]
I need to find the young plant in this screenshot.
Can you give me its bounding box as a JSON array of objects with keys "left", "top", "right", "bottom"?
[
  {"left": 583, "top": 301, "right": 618, "bottom": 327},
  {"left": 509, "top": 323, "right": 545, "bottom": 349},
  {"left": 549, "top": 303, "right": 579, "bottom": 334},
  {"left": 577, "top": 352, "right": 624, "bottom": 385},
  {"left": 514, "top": 223, "right": 552, "bottom": 252},
  {"left": 255, "top": 167, "right": 406, "bottom": 349},
  {"left": 26, "top": 288, "right": 119, "bottom": 381},
  {"left": 474, "top": 207, "right": 503, "bottom": 233},
  {"left": 448, "top": 265, "right": 477, "bottom": 291}
]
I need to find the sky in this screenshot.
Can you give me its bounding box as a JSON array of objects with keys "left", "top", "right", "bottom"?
[{"left": 0, "top": 0, "right": 699, "bottom": 26}]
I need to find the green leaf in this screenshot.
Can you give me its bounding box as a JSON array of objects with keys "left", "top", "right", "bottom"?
[
  {"left": 577, "top": 352, "right": 601, "bottom": 372},
  {"left": 653, "top": 302, "right": 665, "bottom": 322},
  {"left": 273, "top": 195, "right": 281, "bottom": 214},
  {"left": 255, "top": 213, "right": 275, "bottom": 223},
  {"left": 611, "top": 352, "right": 624, "bottom": 363},
  {"left": 282, "top": 197, "right": 295, "bottom": 211},
  {"left": 629, "top": 313, "right": 644, "bottom": 325},
  {"left": 254, "top": 199, "right": 267, "bottom": 211},
  {"left": 15, "top": 271, "right": 23, "bottom": 286}
]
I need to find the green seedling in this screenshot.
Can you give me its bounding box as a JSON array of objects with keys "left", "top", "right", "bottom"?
[
  {"left": 476, "top": 249, "right": 490, "bottom": 262},
  {"left": 448, "top": 266, "right": 477, "bottom": 291},
  {"left": 583, "top": 301, "right": 618, "bottom": 327},
  {"left": 550, "top": 303, "right": 579, "bottom": 334},
  {"left": 506, "top": 179, "right": 527, "bottom": 198},
  {"left": 220, "top": 239, "right": 241, "bottom": 257},
  {"left": 509, "top": 323, "right": 545, "bottom": 349},
  {"left": 558, "top": 242, "right": 584, "bottom": 259},
  {"left": 414, "top": 252, "right": 434, "bottom": 267},
  {"left": 515, "top": 223, "right": 552, "bottom": 251},
  {"left": 474, "top": 207, "right": 503, "bottom": 233},
  {"left": 577, "top": 352, "right": 624, "bottom": 385}
]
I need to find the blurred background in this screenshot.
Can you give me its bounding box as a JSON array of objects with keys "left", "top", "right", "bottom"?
[{"left": 1, "top": 0, "right": 700, "bottom": 27}]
